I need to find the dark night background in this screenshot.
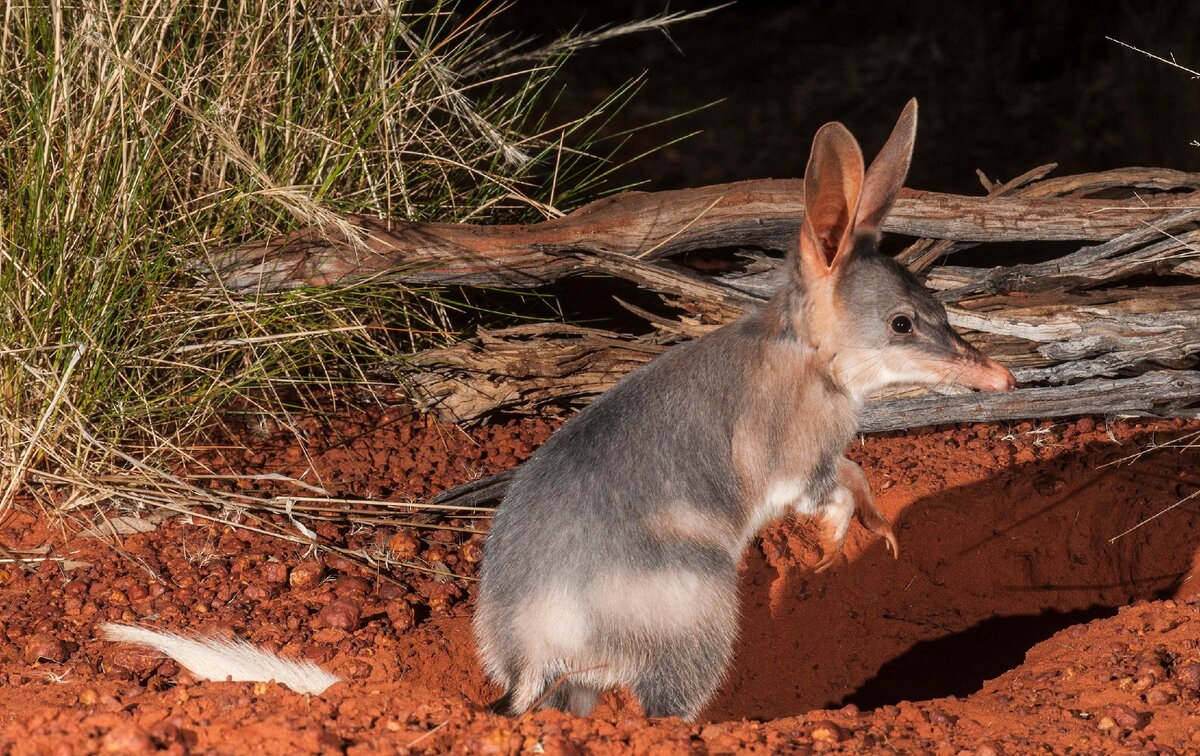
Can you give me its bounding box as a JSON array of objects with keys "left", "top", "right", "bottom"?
[{"left": 496, "top": 1, "right": 1199, "bottom": 197}]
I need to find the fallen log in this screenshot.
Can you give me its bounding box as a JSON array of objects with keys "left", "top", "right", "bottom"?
[
  {"left": 405, "top": 324, "right": 672, "bottom": 420},
  {"left": 204, "top": 171, "right": 1200, "bottom": 293},
  {"left": 204, "top": 166, "right": 1200, "bottom": 429},
  {"left": 400, "top": 315, "right": 1200, "bottom": 423},
  {"left": 857, "top": 370, "right": 1200, "bottom": 432}
]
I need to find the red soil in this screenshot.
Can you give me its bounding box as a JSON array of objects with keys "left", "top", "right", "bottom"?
[{"left": 2, "top": 409, "right": 1199, "bottom": 754}]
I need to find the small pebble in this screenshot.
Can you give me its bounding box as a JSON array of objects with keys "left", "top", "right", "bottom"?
[
  {"left": 810, "top": 721, "right": 843, "bottom": 743},
  {"left": 337, "top": 658, "right": 372, "bottom": 679},
  {"left": 289, "top": 560, "right": 324, "bottom": 590},
  {"left": 101, "top": 724, "right": 153, "bottom": 753},
  {"left": 324, "top": 554, "right": 356, "bottom": 573},
  {"left": 260, "top": 561, "right": 288, "bottom": 584},
  {"left": 333, "top": 575, "right": 370, "bottom": 598},
  {"left": 461, "top": 542, "right": 484, "bottom": 564},
  {"left": 1106, "top": 703, "right": 1146, "bottom": 730},
  {"left": 377, "top": 580, "right": 407, "bottom": 600},
  {"left": 388, "top": 531, "right": 421, "bottom": 560},
  {"left": 23, "top": 634, "right": 68, "bottom": 664},
  {"left": 1173, "top": 662, "right": 1200, "bottom": 690},
  {"left": 386, "top": 600, "right": 415, "bottom": 632},
  {"left": 317, "top": 598, "right": 362, "bottom": 631},
  {"left": 243, "top": 584, "right": 271, "bottom": 601},
  {"left": 1145, "top": 687, "right": 1175, "bottom": 706},
  {"left": 929, "top": 708, "right": 955, "bottom": 727}
]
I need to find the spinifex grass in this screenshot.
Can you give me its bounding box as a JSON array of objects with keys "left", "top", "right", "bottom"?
[{"left": 0, "top": 0, "right": 714, "bottom": 543}]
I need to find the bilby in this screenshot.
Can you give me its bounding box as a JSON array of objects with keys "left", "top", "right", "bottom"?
[{"left": 474, "top": 99, "right": 1016, "bottom": 721}]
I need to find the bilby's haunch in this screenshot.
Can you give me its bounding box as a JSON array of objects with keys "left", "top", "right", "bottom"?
[{"left": 474, "top": 99, "right": 1016, "bottom": 721}]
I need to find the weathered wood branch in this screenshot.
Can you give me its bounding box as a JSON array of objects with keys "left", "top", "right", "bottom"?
[
  {"left": 404, "top": 324, "right": 673, "bottom": 420},
  {"left": 204, "top": 170, "right": 1200, "bottom": 293},
  {"left": 204, "top": 166, "right": 1200, "bottom": 430},
  {"left": 926, "top": 213, "right": 1200, "bottom": 296},
  {"left": 857, "top": 371, "right": 1200, "bottom": 432},
  {"left": 388, "top": 286, "right": 1200, "bottom": 422}
]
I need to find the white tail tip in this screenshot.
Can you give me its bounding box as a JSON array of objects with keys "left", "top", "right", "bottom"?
[{"left": 99, "top": 623, "right": 341, "bottom": 695}]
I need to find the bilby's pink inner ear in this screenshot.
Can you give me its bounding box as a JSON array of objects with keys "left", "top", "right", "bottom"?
[
  {"left": 856, "top": 98, "right": 918, "bottom": 239},
  {"left": 798, "top": 122, "right": 865, "bottom": 275}
]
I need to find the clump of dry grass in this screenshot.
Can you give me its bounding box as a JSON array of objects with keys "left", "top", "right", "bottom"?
[{"left": 0, "top": 0, "right": 716, "bottom": 541}]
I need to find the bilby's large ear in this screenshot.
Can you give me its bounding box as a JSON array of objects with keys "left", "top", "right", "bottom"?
[
  {"left": 855, "top": 98, "right": 917, "bottom": 240},
  {"left": 797, "top": 122, "right": 864, "bottom": 279}
]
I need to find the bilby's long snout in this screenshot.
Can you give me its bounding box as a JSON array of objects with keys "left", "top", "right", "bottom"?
[{"left": 949, "top": 334, "right": 1016, "bottom": 393}]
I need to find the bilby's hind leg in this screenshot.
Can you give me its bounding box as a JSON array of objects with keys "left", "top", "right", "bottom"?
[
  {"left": 837, "top": 456, "right": 898, "bottom": 558},
  {"left": 813, "top": 482, "right": 856, "bottom": 572},
  {"left": 815, "top": 458, "right": 896, "bottom": 571},
  {"left": 505, "top": 668, "right": 602, "bottom": 717},
  {"left": 634, "top": 664, "right": 721, "bottom": 720},
  {"left": 563, "top": 682, "right": 600, "bottom": 716},
  {"left": 487, "top": 688, "right": 514, "bottom": 715},
  {"left": 505, "top": 667, "right": 555, "bottom": 716},
  {"left": 537, "top": 679, "right": 600, "bottom": 716},
  {"left": 632, "top": 634, "right": 731, "bottom": 721}
]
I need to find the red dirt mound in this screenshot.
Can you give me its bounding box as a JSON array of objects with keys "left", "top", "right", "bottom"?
[{"left": 1, "top": 411, "right": 1198, "bottom": 753}]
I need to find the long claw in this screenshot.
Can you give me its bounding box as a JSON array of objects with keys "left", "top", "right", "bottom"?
[
  {"left": 813, "top": 542, "right": 844, "bottom": 573},
  {"left": 856, "top": 503, "right": 899, "bottom": 559},
  {"left": 884, "top": 530, "right": 900, "bottom": 559},
  {"left": 814, "top": 554, "right": 837, "bottom": 573},
  {"left": 869, "top": 518, "right": 899, "bottom": 559}
]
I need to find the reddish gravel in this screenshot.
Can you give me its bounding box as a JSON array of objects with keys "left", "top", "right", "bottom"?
[{"left": 2, "top": 409, "right": 1199, "bottom": 754}]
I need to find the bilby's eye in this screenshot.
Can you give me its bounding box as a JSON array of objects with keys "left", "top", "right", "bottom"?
[{"left": 889, "top": 314, "right": 914, "bottom": 334}]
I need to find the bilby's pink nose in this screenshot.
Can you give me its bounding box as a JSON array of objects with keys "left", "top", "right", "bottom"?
[
  {"left": 949, "top": 335, "right": 1016, "bottom": 393},
  {"left": 970, "top": 357, "right": 1016, "bottom": 393}
]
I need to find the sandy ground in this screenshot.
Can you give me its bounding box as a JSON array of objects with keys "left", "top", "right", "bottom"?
[{"left": 2, "top": 410, "right": 1199, "bottom": 754}]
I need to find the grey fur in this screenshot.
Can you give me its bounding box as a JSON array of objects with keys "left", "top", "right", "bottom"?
[
  {"left": 477, "top": 331, "right": 748, "bottom": 719},
  {"left": 473, "top": 100, "right": 1014, "bottom": 720}
]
